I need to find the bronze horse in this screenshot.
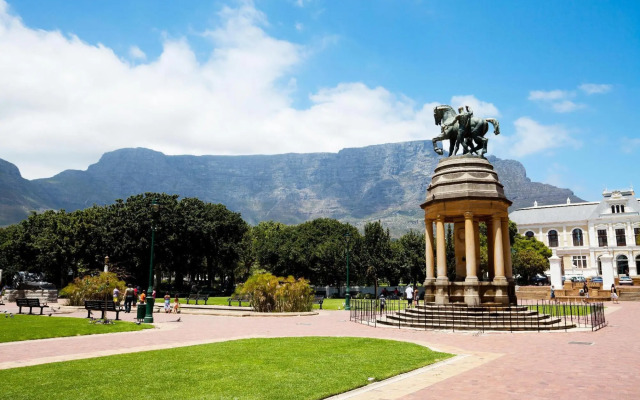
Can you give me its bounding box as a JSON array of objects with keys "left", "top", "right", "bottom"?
[{"left": 432, "top": 105, "right": 500, "bottom": 157}]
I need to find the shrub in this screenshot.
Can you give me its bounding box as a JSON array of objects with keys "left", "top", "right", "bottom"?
[
  {"left": 237, "top": 273, "right": 313, "bottom": 312},
  {"left": 60, "top": 272, "right": 126, "bottom": 306}
]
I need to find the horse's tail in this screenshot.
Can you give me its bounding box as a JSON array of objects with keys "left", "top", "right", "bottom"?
[{"left": 486, "top": 118, "right": 500, "bottom": 135}]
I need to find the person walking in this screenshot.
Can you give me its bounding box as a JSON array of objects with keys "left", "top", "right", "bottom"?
[
  {"left": 413, "top": 287, "right": 419, "bottom": 307},
  {"left": 550, "top": 285, "right": 556, "bottom": 303},
  {"left": 124, "top": 285, "right": 134, "bottom": 313},
  {"left": 611, "top": 284, "right": 619, "bottom": 304},
  {"left": 172, "top": 294, "right": 181, "bottom": 313},
  {"left": 582, "top": 282, "right": 589, "bottom": 303},
  {"left": 405, "top": 284, "right": 413, "bottom": 307}
]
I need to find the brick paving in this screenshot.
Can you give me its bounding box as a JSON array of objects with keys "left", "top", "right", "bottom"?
[{"left": 0, "top": 301, "right": 638, "bottom": 399}]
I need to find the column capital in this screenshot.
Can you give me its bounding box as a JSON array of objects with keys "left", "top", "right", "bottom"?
[
  {"left": 464, "top": 211, "right": 474, "bottom": 219},
  {"left": 436, "top": 215, "right": 444, "bottom": 222}
]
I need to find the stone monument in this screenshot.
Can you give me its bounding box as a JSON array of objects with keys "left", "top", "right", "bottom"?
[{"left": 422, "top": 105, "right": 515, "bottom": 305}]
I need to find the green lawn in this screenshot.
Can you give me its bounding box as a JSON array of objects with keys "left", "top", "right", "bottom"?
[
  {"left": 0, "top": 337, "right": 453, "bottom": 400},
  {"left": 528, "top": 304, "right": 600, "bottom": 316},
  {"left": 0, "top": 314, "right": 151, "bottom": 343}
]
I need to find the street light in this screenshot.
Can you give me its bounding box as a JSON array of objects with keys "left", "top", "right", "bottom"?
[
  {"left": 344, "top": 233, "right": 351, "bottom": 311},
  {"left": 144, "top": 198, "right": 159, "bottom": 323}
]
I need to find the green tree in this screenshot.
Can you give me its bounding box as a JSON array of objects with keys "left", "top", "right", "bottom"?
[
  {"left": 511, "top": 235, "right": 552, "bottom": 283},
  {"left": 392, "top": 230, "right": 425, "bottom": 286},
  {"left": 362, "top": 221, "right": 392, "bottom": 296}
]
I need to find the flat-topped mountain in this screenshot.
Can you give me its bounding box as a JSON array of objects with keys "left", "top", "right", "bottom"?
[{"left": 0, "top": 141, "right": 583, "bottom": 234}]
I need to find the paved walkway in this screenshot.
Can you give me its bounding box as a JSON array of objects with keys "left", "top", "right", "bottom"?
[{"left": 0, "top": 301, "right": 638, "bottom": 399}]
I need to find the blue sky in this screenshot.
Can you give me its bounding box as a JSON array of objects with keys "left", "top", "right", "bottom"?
[{"left": 0, "top": 0, "right": 638, "bottom": 202}]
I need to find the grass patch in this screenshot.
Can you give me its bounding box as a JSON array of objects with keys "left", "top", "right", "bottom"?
[
  {"left": 0, "top": 337, "right": 453, "bottom": 400},
  {"left": 0, "top": 314, "right": 151, "bottom": 343},
  {"left": 528, "top": 304, "right": 598, "bottom": 316}
]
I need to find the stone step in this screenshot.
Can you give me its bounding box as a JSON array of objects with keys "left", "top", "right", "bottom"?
[{"left": 377, "top": 318, "right": 574, "bottom": 331}]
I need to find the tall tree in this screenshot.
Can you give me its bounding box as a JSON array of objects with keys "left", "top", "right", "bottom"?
[{"left": 362, "top": 221, "right": 392, "bottom": 296}]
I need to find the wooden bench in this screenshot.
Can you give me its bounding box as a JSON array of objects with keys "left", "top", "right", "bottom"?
[
  {"left": 16, "top": 298, "right": 47, "bottom": 315},
  {"left": 84, "top": 300, "right": 123, "bottom": 320},
  {"left": 186, "top": 293, "right": 209, "bottom": 305},
  {"left": 313, "top": 295, "right": 325, "bottom": 309},
  {"left": 228, "top": 294, "right": 251, "bottom": 307}
]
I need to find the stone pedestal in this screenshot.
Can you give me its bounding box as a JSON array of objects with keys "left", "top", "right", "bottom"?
[
  {"left": 492, "top": 276, "right": 509, "bottom": 305},
  {"left": 463, "top": 277, "right": 480, "bottom": 306},
  {"left": 435, "top": 277, "right": 450, "bottom": 304},
  {"left": 423, "top": 277, "right": 436, "bottom": 303}
]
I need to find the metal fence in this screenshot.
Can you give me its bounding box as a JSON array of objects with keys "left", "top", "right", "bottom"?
[{"left": 349, "top": 298, "right": 607, "bottom": 332}]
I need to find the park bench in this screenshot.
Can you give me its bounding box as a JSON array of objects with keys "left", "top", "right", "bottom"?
[
  {"left": 227, "top": 294, "right": 251, "bottom": 307},
  {"left": 186, "top": 293, "right": 209, "bottom": 305},
  {"left": 313, "top": 295, "right": 325, "bottom": 309},
  {"left": 16, "top": 298, "right": 47, "bottom": 315},
  {"left": 84, "top": 300, "right": 123, "bottom": 320}
]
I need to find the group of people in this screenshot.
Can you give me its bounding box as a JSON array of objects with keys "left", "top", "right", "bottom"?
[
  {"left": 113, "top": 285, "right": 181, "bottom": 313},
  {"left": 378, "top": 285, "right": 421, "bottom": 312}
]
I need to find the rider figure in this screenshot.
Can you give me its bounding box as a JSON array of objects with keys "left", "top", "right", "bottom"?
[{"left": 445, "top": 106, "right": 473, "bottom": 154}]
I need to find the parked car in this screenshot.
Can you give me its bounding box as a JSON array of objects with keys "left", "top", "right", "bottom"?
[
  {"left": 569, "top": 276, "right": 587, "bottom": 283},
  {"left": 590, "top": 276, "right": 603, "bottom": 283},
  {"left": 619, "top": 276, "right": 633, "bottom": 286},
  {"left": 531, "top": 275, "right": 549, "bottom": 285}
]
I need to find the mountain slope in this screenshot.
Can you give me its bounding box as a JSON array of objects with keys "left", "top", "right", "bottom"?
[{"left": 1, "top": 141, "right": 584, "bottom": 233}]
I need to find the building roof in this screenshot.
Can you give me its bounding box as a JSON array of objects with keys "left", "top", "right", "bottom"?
[
  {"left": 509, "top": 202, "right": 600, "bottom": 225},
  {"left": 509, "top": 189, "right": 640, "bottom": 226}
]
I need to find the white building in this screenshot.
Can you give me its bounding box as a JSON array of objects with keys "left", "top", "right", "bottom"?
[{"left": 509, "top": 189, "right": 640, "bottom": 278}]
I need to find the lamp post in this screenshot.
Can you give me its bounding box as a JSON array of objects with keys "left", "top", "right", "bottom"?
[
  {"left": 344, "top": 233, "right": 351, "bottom": 311},
  {"left": 144, "top": 198, "right": 159, "bottom": 323}
]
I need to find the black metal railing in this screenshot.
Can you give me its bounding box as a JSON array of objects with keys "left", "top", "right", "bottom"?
[{"left": 349, "top": 298, "right": 607, "bottom": 332}]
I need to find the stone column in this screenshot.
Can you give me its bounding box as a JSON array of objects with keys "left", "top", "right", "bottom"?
[
  {"left": 464, "top": 212, "right": 480, "bottom": 306},
  {"left": 486, "top": 219, "right": 494, "bottom": 280},
  {"left": 601, "top": 253, "right": 614, "bottom": 290},
  {"left": 423, "top": 219, "right": 436, "bottom": 303},
  {"left": 435, "top": 215, "right": 449, "bottom": 304},
  {"left": 492, "top": 215, "right": 508, "bottom": 305},
  {"left": 549, "top": 253, "right": 562, "bottom": 289},
  {"left": 454, "top": 221, "right": 466, "bottom": 280},
  {"left": 501, "top": 218, "right": 517, "bottom": 304}
]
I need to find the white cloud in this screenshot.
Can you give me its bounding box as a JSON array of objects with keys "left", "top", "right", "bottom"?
[
  {"left": 552, "top": 100, "right": 585, "bottom": 113},
  {"left": 129, "top": 45, "right": 146, "bottom": 60},
  {"left": 492, "top": 117, "right": 581, "bottom": 158},
  {"left": 621, "top": 137, "right": 640, "bottom": 154},
  {"left": 0, "top": 1, "right": 444, "bottom": 179},
  {"left": 295, "top": 22, "right": 303, "bottom": 31},
  {"left": 579, "top": 83, "right": 612, "bottom": 95},
  {"left": 450, "top": 95, "right": 500, "bottom": 117},
  {"left": 528, "top": 90, "right": 569, "bottom": 101}
]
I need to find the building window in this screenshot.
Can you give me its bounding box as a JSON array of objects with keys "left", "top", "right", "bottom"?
[
  {"left": 611, "top": 205, "right": 615, "bottom": 213},
  {"left": 597, "top": 229, "right": 608, "bottom": 247},
  {"left": 547, "top": 230, "right": 558, "bottom": 247},
  {"left": 617, "top": 255, "right": 628, "bottom": 275},
  {"left": 636, "top": 255, "right": 640, "bottom": 276},
  {"left": 616, "top": 228, "right": 626, "bottom": 246},
  {"left": 597, "top": 256, "right": 602, "bottom": 275},
  {"left": 572, "top": 229, "right": 584, "bottom": 246},
  {"left": 572, "top": 255, "right": 587, "bottom": 268},
  {"left": 635, "top": 228, "right": 640, "bottom": 246},
  {"left": 621, "top": 205, "right": 625, "bottom": 213},
  {"left": 525, "top": 231, "right": 534, "bottom": 238}
]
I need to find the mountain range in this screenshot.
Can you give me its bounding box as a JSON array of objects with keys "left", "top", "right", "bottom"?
[{"left": 0, "top": 141, "right": 584, "bottom": 235}]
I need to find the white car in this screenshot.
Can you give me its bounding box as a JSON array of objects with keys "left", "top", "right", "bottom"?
[{"left": 619, "top": 276, "right": 633, "bottom": 286}]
